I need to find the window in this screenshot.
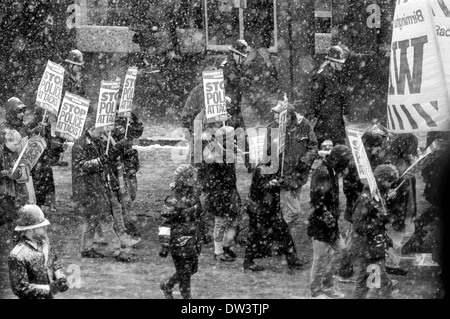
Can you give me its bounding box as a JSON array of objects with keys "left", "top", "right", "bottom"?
[
  {"left": 314, "top": 0, "right": 332, "bottom": 54},
  {"left": 204, "top": 0, "right": 278, "bottom": 52}
]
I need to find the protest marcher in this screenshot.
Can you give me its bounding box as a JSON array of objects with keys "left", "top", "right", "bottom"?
[
  {"left": 159, "top": 164, "right": 204, "bottom": 299},
  {"left": 404, "top": 132, "right": 450, "bottom": 254},
  {"left": 0, "top": 97, "right": 28, "bottom": 137},
  {"left": 267, "top": 102, "right": 318, "bottom": 264},
  {"left": 308, "top": 145, "right": 352, "bottom": 299},
  {"left": 8, "top": 205, "right": 69, "bottom": 299},
  {"left": 306, "top": 45, "right": 350, "bottom": 146},
  {"left": 349, "top": 164, "right": 398, "bottom": 299},
  {"left": 72, "top": 116, "right": 135, "bottom": 262},
  {"left": 110, "top": 111, "right": 144, "bottom": 239},
  {"left": 243, "top": 163, "right": 306, "bottom": 271},
  {"left": 383, "top": 133, "right": 418, "bottom": 276},
  {"left": 339, "top": 129, "right": 391, "bottom": 280},
  {"left": 26, "top": 108, "right": 66, "bottom": 211},
  {"left": 0, "top": 129, "right": 29, "bottom": 238},
  {"left": 196, "top": 116, "right": 241, "bottom": 262}
]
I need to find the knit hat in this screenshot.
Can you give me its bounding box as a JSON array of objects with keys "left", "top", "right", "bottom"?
[
  {"left": 3, "top": 129, "right": 22, "bottom": 152},
  {"left": 15, "top": 205, "right": 50, "bottom": 231},
  {"left": 327, "top": 145, "right": 352, "bottom": 172},
  {"left": 373, "top": 164, "right": 399, "bottom": 184}
]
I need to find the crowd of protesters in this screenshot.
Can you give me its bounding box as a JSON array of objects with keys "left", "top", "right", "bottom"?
[{"left": 1, "top": 42, "right": 448, "bottom": 300}]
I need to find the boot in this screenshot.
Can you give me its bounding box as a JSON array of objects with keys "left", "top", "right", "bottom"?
[
  {"left": 223, "top": 246, "right": 237, "bottom": 259},
  {"left": 286, "top": 252, "right": 309, "bottom": 269},
  {"left": 180, "top": 288, "right": 192, "bottom": 299},
  {"left": 160, "top": 281, "right": 174, "bottom": 299}
]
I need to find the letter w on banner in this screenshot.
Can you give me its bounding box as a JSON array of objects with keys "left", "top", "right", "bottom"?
[{"left": 387, "top": 0, "right": 450, "bottom": 133}]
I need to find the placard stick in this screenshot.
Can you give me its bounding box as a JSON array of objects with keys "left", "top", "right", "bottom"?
[
  {"left": 41, "top": 109, "right": 48, "bottom": 125},
  {"left": 124, "top": 117, "right": 130, "bottom": 139},
  {"left": 106, "top": 131, "right": 112, "bottom": 154}
]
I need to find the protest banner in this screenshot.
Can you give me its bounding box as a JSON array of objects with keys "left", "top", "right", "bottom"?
[
  {"left": 202, "top": 69, "right": 228, "bottom": 124},
  {"left": 36, "top": 60, "right": 65, "bottom": 115},
  {"left": 12, "top": 136, "right": 47, "bottom": 174},
  {"left": 387, "top": 0, "right": 450, "bottom": 133},
  {"left": 346, "top": 128, "right": 379, "bottom": 199},
  {"left": 55, "top": 92, "right": 90, "bottom": 141},
  {"left": 96, "top": 80, "right": 120, "bottom": 132},
  {"left": 118, "top": 67, "right": 138, "bottom": 118}
]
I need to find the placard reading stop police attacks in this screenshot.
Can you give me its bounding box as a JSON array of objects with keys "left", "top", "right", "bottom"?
[
  {"left": 55, "top": 92, "right": 89, "bottom": 141},
  {"left": 96, "top": 80, "right": 120, "bottom": 131},
  {"left": 36, "top": 60, "right": 64, "bottom": 115},
  {"left": 118, "top": 67, "right": 138, "bottom": 118},
  {"left": 203, "top": 69, "right": 228, "bottom": 124}
]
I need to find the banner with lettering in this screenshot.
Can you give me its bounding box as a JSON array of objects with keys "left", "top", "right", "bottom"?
[
  {"left": 387, "top": 0, "right": 450, "bottom": 133},
  {"left": 202, "top": 70, "right": 228, "bottom": 124},
  {"left": 36, "top": 60, "right": 65, "bottom": 115},
  {"left": 55, "top": 92, "right": 90, "bottom": 141},
  {"left": 96, "top": 80, "right": 120, "bottom": 132},
  {"left": 118, "top": 67, "right": 138, "bottom": 118},
  {"left": 12, "top": 136, "right": 47, "bottom": 174}
]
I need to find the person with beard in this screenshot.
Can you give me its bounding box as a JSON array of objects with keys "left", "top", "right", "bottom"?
[
  {"left": 308, "top": 145, "right": 352, "bottom": 299},
  {"left": 159, "top": 164, "right": 204, "bottom": 299},
  {"left": 306, "top": 45, "right": 350, "bottom": 146},
  {"left": 8, "top": 205, "right": 69, "bottom": 299},
  {"left": 72, "top": 116, "right": 135, "bottom": 262},
  {"left": 350, "top": 164, "right": 398, "bottom": 299}
]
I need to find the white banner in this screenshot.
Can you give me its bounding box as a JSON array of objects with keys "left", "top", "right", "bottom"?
[
  {"left": 346, "top": 128, "right": 378, "bottom": 197},
  {"left": 96, "top": 80, "right": 120, "bottom": 132},
  {"left": 118, "top": 67, "right": 138, "bottom": 117},
  {"left": 36, "top": 60, "right": 65, "bottom": 115},
  {"left": 55, "top": 92, "right": 90, "bottom": 141},
  {"left": 278, "top": 100, "right": 288, "bottom": 155},
  {"left": 202, "top": 70, "right": 228, "bottom": 124},
  {"left": 387, "top": 0, "right": 450, "bottom": 133}
]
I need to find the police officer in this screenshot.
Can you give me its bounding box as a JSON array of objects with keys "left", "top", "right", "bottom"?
[
  {"left": 307, "top": 45, "right": 350, "bottom": 146},
  {"left": 8, "top": 205, "right": 69, "bottom": 299},
  {"left": 63, "top": 49, "right": 86, "bottom": 97}
]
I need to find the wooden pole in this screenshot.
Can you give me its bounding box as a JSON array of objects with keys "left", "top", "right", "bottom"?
[
  {"left": 106, "top": 131, "right": 111, "bottom": 154},
  {"left": 41, "top": 109, "right": 48, "bottom": 125},
  {"left": 124, "top": 117, "right": 130, "bottom": 139}
]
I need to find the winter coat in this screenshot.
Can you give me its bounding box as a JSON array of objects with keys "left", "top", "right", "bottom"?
[
  {"left": 71, "top": 131, "right": 114, "bottom": 216},
  {"left": 307, "top": 63, "right": 349, "bottom": 145},
  {"left": 0, "top": 144, "right": 26, "bottom": 200},
  {"left": 181, "top": 83, "right": 204, "bottom": 135},
  {"left": 343, "top": 162, "right": 364, "bottom": 223},
  {"left": 63, "top": 71, "right": 86, "bottom": 98},
  {"left": 111, "top": 112, "right": 144, "bottom": 175},
  {"left": 387, "top": 177, "right": 416, "bottom": 232},
  {"left": 8, "top": 237, "right": 65, "bottom": 299},
  {"left": 245, "top": 165, "right": 296, "bottom": 259},
  {"left": 160, "top": 186, "right": 204, "bottom": 258},
  {"left": 266, "top": 110, "right": 318, "bottom": 190},
  {"left": 349, "top": 188, "right": 391, "bottom": 261},
  {"left": 220, "top": 56, "right": 246, "bottom": 130},
  {"left": 307, "top": 159, "right": 340, "bottom": 243}
]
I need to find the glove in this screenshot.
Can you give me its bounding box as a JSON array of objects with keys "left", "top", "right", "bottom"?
[
  {"left": 107, "top": 138, "right": 132, "bottom": 161},
  {"left": 56, "top": 278, "right": 69, "bottom": 293},
  {"left": 159, "top": 247, "right": 169, "bottom": 258},
  {"left": 50, "top": 282, "right": 60, "bottom": 295}
]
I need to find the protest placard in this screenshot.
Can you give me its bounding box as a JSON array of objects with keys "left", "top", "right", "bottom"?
[
  {"left": 55, "top": 92, "right": 90, "bottom": 141},
  {"left": 413, "top": 253, "right": 439, "bottom": 267},
  {"left": 118, "top": 67, "right": 138, "bottom": 118},
  {"left": 96, "top": 80, "right": 120, "bottom": 132},
  {"left": 248, "top": 128, "right": 266, "bottom": 165},
  {"left": 36, "top": 60, "right": 65, "bottom": 115},
  {"left": 203, "top": 70, "right": 228, "bottom": 124},
  {"left": 12, "top": 136, "right": 47, "bottom": 174}
]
